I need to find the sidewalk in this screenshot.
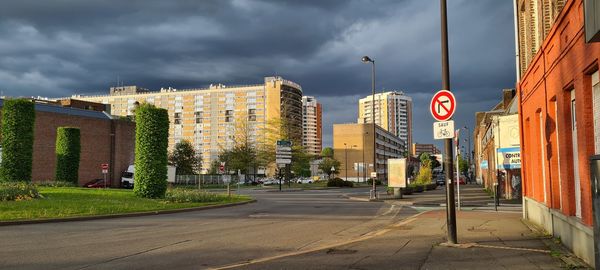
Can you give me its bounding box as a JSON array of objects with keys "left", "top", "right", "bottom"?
[
  {"left": 236, "top": 209, "right": 586, "bottom": 269},
  {"left": 345, "top": 184, "right": 522, "bottom": 212}
]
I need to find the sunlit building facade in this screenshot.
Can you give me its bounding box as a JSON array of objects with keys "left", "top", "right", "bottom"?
[
  {"left": 358, "top": 91, "right": 412, "bottom": 153},
  {"left": 74, "top": 76, "right": 303, "bottom": 172},
  {"left": 302, "top": 96, "right": 322, "bottom": 156}
]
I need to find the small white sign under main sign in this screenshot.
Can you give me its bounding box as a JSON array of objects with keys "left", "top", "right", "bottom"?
[
  {"left": 276, "top": 159, "right": 292, "bottom": 164},
  {"left": 370, "top": 172, "right": 377, "bottom": 178},
  {"left": 433, "top": 120, "right": 455, "bottom": 140}
]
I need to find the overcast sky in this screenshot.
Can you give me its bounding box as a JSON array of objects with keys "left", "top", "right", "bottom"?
[{"left": 0, "top": 0, "right": 516, "bottom": 150}]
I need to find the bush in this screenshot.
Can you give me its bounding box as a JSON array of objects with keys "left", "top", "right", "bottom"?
[
  {"left": 415, "top": 166, "right": 432, "bottom": 185},
  {"left": 0, "top": 182, "right": 41, "bottom": 201},
  {"left": 55, "top": 127, "right": 81, "bottom": 184},
  {"left": 367, "top": 179, "right": 383, "bottom": 186},
  {"left": 327, "top": 178, "right": 354, "bottom": 187},
  {"left": 133, "top": 104, "right": 170, "bottom": 198},
  {"left": 164, "top": 189, "right": 242, "bottom": 203},
  {"left": 0, "top": 99, "right": 35, "bottom": 182}
]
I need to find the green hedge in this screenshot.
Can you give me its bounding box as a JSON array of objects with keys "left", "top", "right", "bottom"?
[
  {"left": 327, "top": 178, "right": 354, "bottom": 187},
  {"left": 0, "top": 99, "right": 35, "bottom": 182},
  {"left": 55, "top": 127, "right": 81, "bottom": 184},
  {"left": 134, "top": 104, "right": 169, "bottom": 198}
]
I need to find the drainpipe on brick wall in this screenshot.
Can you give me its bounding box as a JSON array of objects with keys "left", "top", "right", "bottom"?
[
  {"left": 513, "top": 0, "right": 521, "bottom": 81},
  {"left": 110, "top": 120, "right": 116, "bottom": 187}
]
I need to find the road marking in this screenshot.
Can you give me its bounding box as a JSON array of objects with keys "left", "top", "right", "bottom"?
[{"left": 207, "top": 210, "right": 430, "bottom": 270}]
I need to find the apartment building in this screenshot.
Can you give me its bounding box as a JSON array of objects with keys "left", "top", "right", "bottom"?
[
  {"left": 411, "top": 143, "right": 441, "bottom": 157},
  {"left": 515, "top": 0, "right": 600, "bottom": 265},
  {"left": 74, "top": 76, "right": 303, "bottom": 172},
  {"left": 333, "top": 123, "right": 405, "bottom": 182},
  {"left": 357, "top": 91, "right": 412, "bottom": 151},
  {"left": 302, "top": 96, "right": 322, "bottom": 156}
]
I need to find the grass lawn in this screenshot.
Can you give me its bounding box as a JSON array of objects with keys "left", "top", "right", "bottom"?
[{"left": 0, "top": 187, "right": 251, "bottom": 222}]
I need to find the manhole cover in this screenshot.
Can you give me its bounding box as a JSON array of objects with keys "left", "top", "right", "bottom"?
[{"left": 326, "top": 248, "right": 357, "bottom": 255}]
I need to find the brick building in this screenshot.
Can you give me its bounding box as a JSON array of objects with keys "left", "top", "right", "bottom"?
[
  {"left": 515, "top": 0, "right": 600, "bottom": 264},
  {"left": 410, "top": 143, "right": 441, "bottom": 158},
  {"left": 473, "top": 89, "right": 520, "bottom": 199},
  {"left": 0, "top": 99, "right": 135, "bottom": 186}
]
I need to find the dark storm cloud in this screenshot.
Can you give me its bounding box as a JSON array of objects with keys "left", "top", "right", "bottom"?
[{"left": 0, "top": 0, "right": 515, "bottom": 147}]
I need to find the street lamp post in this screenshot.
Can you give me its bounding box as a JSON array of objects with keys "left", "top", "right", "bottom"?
[
  {"left": 363, "top": 132, "right": 367, "bottom": 183},
  {"left": 344, "top": 143, "right": 358, "bottom": 181},
  {"left": 362, "top": 55, "right": 377, "bottom": 200},
  {"left": 463, "top": 125, "right": 472, "bottom": 168}
]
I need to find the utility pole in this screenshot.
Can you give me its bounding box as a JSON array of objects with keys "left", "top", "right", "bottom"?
[{"left": 440, "top": 0, "right": 457, "bottom": 244}]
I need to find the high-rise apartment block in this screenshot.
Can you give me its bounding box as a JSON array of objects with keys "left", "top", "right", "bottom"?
[
  {"left": 302, "top": 96, "right": 322, "bottom": 156},
  {"left": 74, "top": 76, "right": 303, "bottom": 172},
  {"left": 357, "top": 91, "right": 412, "bottom": 151}
]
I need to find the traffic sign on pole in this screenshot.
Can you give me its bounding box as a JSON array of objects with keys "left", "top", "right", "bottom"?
[
  {"left": 430, "top": 90, "right": 456, "bottom": 121},
  {"left": 433, "top": 120, "right": 455, "bottom": 140}
]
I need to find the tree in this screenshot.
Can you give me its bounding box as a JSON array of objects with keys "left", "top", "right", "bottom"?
[
  {"left": 321, "top": 147, "right": 333, "bottom": 158},
  {"left": 419, "top": 153, "right": 431, "bottom": 169},
  {"left": 0, "top": 99, "right": 35, "bottom": 182},
  {"left": 458, "top": 154, "right": 469, "bottom": 175},
  {"left": 55, "top": 127, "right": 81, "bottom": 184},
  {"left": 169, "top": 140, "right": 200, "bottom": 175},
  {"left": 319, "top": 157, "right": 341, "bottom": 179},
  {"left": 215, "top": 113, "right": 260, "bottom": 175},
  {"left": 291, "top": 147, "right": 311, "bottom": 177},
  {"left": 133, "top": 104, "right": 169, "bottom": 198},
  {"left": 430, "top": 155, "right": 441, "bottom": 170}
]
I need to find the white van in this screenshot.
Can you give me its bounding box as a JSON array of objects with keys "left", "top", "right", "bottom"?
[{"left": 121, "top": 165, "right": 176, "bottom": 188}]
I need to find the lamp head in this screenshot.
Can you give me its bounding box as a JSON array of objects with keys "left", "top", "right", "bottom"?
[{"left": 361, "top": 56, "right": 373, "bottom": 63}]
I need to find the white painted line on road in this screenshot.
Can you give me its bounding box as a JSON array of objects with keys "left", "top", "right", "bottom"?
[{"left": 207, "top": 210, "right": 430, "bottom": 270}]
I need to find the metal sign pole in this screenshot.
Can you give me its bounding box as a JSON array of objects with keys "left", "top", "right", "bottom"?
[
  {"left": 456, "top": 140, "right": 461, "bottom": 211},
  {"left": 441, "top": 0, "right": 457, "bottom": 244}
]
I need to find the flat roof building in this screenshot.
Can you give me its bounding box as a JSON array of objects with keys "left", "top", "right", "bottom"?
[
  {"left": 333, "top": 123, "right": 405, "bottom": 182},
  {"left": 73, "top": 76, "right": 303, "bottom": 172}
]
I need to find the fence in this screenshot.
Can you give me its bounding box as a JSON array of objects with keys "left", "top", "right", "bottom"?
[{"left": 174, "top": 174, "right": 243, "bottom": 188}]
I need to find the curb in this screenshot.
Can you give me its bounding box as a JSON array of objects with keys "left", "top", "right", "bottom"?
[
  {"left": 0, "top": 199, "right": 257, "bottom": 226},
  {"left": 265, "top": 188, "right": 303, "bottom": 192}
]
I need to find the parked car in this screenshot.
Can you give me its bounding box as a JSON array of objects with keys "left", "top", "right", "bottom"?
[
  {"left": 297, "top": 177, "right": 312, "bottom": 184},
  {"left": 262, "top": 178, "right": 277, "bottom": 185},
  {"left": 85, "top": 178, "right": 107, "bottom": 188},
  {"left": 435, "top": 175, "right": 445, "bottom": 186}
]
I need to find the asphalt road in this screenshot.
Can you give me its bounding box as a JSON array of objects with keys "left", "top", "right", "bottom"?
[{"left": 0, "top": 187, "right": 416, "bottom": 270}]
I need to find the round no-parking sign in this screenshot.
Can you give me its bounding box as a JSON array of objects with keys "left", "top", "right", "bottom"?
[{"left": 430, "top": 90, "right": 456, "bottom": 121}]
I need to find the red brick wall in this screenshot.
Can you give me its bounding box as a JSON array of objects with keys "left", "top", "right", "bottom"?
[
  {"left": 111, "top": 120, "right": 136, "bottom": 186},
  {"left": 518, "top": 0, "right": 598, "bottom": 225},
  {"left": 0, "top": 108, "right": 135, "bottom": 186}
]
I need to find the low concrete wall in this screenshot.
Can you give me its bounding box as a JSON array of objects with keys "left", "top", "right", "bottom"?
[{"left": 524, "top": 197, "right": 594, "bottom": 266}]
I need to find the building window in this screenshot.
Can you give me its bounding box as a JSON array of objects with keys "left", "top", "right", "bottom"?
[
  {"left": 225, "top": 110, "right": 234, "bottom": 116},
  {"left": 195, "top": 111, "right": 203, "bottom": 124},
  {"left": 593, "top": 71, "right": 600, "bottom": 154},
  {"left": 248, "top": 115, "right": 257, "bottom": 121},
  {"left": 225, "top": 116, "right": 233, "bottom": 122},
  {"left": 248, "top": 108, "right": 256, "bottom": 115},
  {"left": 174, "top": 112, "right": 182, "bottom": 124}
]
